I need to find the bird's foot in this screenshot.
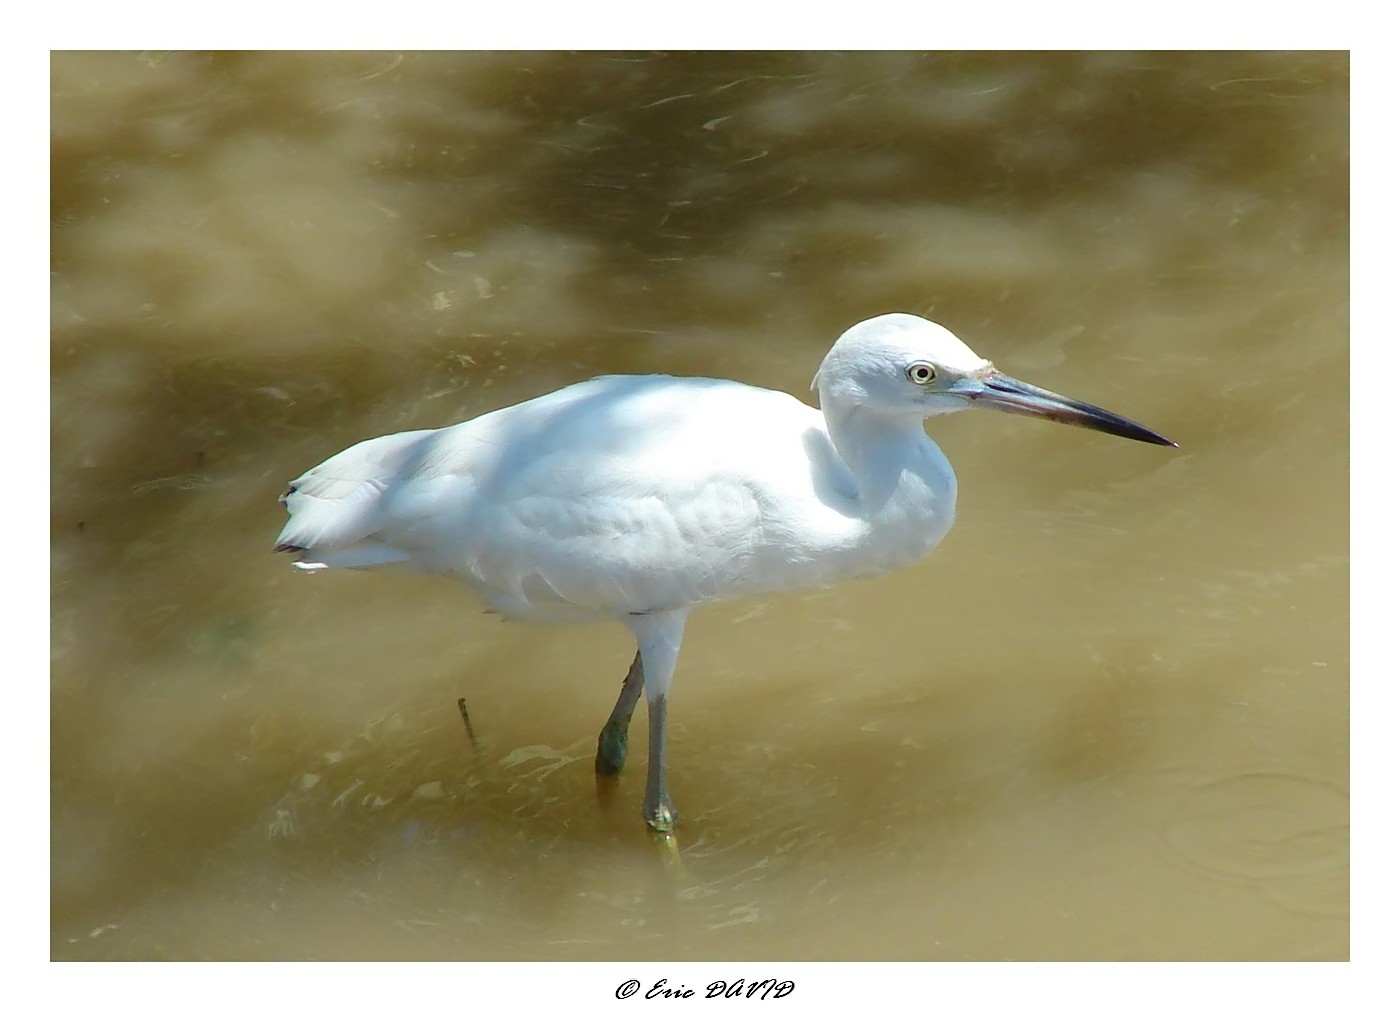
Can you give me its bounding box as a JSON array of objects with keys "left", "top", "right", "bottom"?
[
  {"left": 595, "top": 718, "right": 629, "bottom": 778},
  {"left": 644, "top": 792, "right": 677, "bottom": 834}
]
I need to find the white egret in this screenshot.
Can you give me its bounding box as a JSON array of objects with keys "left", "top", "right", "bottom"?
[{"left": 275, "top": 313, "right": 1174, "bottom": 832}]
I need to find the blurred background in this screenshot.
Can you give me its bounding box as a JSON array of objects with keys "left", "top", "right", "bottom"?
[{"left": 51, "top": 51, "right": 1347, "bottom": 960}]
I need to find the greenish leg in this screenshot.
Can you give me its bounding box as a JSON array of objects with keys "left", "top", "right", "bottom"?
[{"left": 595, "top": 651, "right": 644, "bottom": 779}]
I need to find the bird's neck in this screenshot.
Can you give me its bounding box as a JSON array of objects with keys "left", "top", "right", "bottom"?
[{"left": 823, "top": 401, "right": 944, "bottom": 513}]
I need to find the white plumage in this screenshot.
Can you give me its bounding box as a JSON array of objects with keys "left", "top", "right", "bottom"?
[{"left": 276, "top": 313, "right": 1173, "bottom": 831}]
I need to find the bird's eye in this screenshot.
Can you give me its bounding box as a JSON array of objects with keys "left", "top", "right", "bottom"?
[{"left": 906, "top": 362, "right": 938, "bottom": 385}]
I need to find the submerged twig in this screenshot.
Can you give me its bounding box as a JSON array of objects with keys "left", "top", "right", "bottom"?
[{"left": 456, "top": 697, "right": 480, "bottom": 753}]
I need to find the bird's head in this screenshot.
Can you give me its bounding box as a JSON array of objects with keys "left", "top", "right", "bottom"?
[{"left": 812, "top": 313, "right": 1175, "bottom": 447}]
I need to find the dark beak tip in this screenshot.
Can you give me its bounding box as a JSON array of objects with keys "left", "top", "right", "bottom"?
[{"left": 1134, "top": 431, "right": 1177, "bottom": 448}]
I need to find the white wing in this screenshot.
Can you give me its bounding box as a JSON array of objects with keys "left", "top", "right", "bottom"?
[{"left": 276, "top": 375, "right": 858, "bottom": 620}]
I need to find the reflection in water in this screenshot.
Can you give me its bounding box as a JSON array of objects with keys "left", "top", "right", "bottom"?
[{"left": 51, "top": 51, "right": 1347, "bottom": 960}]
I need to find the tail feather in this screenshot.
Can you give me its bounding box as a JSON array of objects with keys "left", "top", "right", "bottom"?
[{"left": 275, "top": 428, "right": 434, "bottom": 569}]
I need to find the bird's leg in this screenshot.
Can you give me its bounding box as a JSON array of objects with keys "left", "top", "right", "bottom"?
[
  {"left": 625, "top": 610, "right": 688, "bottom": 834},
  {"left": 644, "top": 691, "right": 677, "bottom": 833},
  {"left": 595, "top": 651, "right": 644, "bottom": 778}
]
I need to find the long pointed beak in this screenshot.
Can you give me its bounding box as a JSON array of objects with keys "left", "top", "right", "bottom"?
[{"left": 960, "top": 370, "right": 1177, "bottom": 447}]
